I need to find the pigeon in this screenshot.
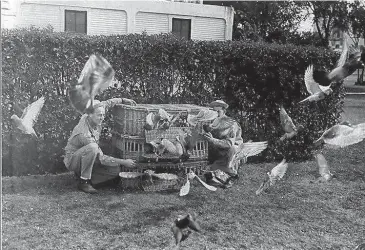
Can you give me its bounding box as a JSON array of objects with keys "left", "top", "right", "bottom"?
[
  {"left": 68, "top": 54, "right": 115, "bottom": 114},
  {"left": 171, "top": 213, "right": 201, "bottom": 247},
  {"left": 256, "top": 158, "right": 288, "bottom": 195},
  {"left": 313, "top": 37, "right": 364, "bottom": 87},
  {"left": 299, "top": 65, "right": 333, "bottom": 104},
  {"left": 314, "top": 121, "right": 365, "bottom": 148},
  {"left": 180, "top": 171, "right": 217, "bottom": 196},
  {"left": 316, "top": 153, "right": 334, "bottom": 181},
  {"left": 11, "top": 96, "right": 45, "bottom": 138},
  {"left": 229, "top": 141, "right": 268, "bottom": 170},
  {"left": 279, "top": 105, "right": 304, "bottom": 141},
  {"left": 179, "top": 175, "right": 191, "bottom": 196}
]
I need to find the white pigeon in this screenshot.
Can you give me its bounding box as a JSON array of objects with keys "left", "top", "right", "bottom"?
[
  {"left": 316, "top": 153, "right": 333, "bottom": 181},
  {"left": 11, "top": 96, "right": 45, "bottom": 137},
  {"left": 299, "top": 65, "right": 333, "bottom": 104},
  {"left": 179, "top": 175, "right": 191, "bottom": 196},
  {"left": 314, "top": 121, "right": 365, "bottom": 148},
  {"left": 256, "top": 158, "right": 288, "bottom": 195},
  {"left": 229, "top": 141, "right": 268, "bottom": 170}
]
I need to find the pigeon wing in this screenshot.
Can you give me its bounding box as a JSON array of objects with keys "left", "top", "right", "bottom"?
[
  {"left": 335, "top": 38, "right": 348, "bottom": 68},
  {"left": 89, "top": 55, "right": 115, "bottom": 96},
  {"left": 325, "top": 127, "right": 365, "bottom": 147},
  {"left": 279, "top": 106, "right": 296, "bottom": 133},
  {"left": 304, "top": 65, "right": 322, "bottom": 95},
  {"left": 21, "top": 96, "right": 45, "bottom": 128},
  {"left": 236, "top": 141, "right": 268, "bottom": 159},
  {"left": 316, "top": 153, "right": 330, "bottom": 177}
]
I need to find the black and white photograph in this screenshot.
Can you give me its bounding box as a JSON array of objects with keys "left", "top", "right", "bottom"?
[{"left": 1, "top": 0, "right": 365, "bottom": 249}]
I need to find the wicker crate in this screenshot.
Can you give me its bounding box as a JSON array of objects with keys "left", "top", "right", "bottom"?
[
  {"left": 120, "top": 160, "right": 209, "bottom": 176},
  {"left": 112, "top": 103, "right": 204, "bottom": 137},
  {"left": 112, "top": 134, "right": 145, "bottom": 161}
]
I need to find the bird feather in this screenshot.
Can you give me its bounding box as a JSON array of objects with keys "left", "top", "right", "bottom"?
[
  {"left": 279, "top": 105, "right": 296, "bottom": 133},
  {"left": 21, "top": 96, "right": 45, "bottom": 128},
  {"left": 335, "top": 38, "right": 348, "bottom": 68},
  {"left": 304, "top": 65, "right": 322, "bottom": 95}
]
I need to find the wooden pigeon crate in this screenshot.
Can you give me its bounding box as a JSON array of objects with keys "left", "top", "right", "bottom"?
[
  {"left": 120, "top": 160, "right": 209, "bottom": 177},
  {"left": 112, "top": 103, "right": 204, "bottom": 137},
  {"left": 145, "top": 127, "right": 209, "bottom": 160},
  {"left": 112, "top": 129, "right": 209, "bottom": 162}
]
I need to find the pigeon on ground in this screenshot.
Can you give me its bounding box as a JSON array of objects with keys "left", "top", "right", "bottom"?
[
  {"left": 316, "top": 153, "right": 334, "bottom": 181},
  {"left": 299, "top": 65, "right": 333, "bottom": 104},
  {"left": 171, "top": 213, "right": 201, "bottom": 247},
  {"left": 314, "top": 121, "right": 365, "bottom": 148},
  {"left": 279, "top": 105, "right": 304, "bottom": 141},
  {"left": 179, "top": 171, "right": 217, "bottom": 196},
  {"left": 68, "top": 54, "right": 115, "bottom": 114},
  {"left": 256, "top": 158, "right": 288, "bottom": 195},
  {"left": 11, "top": 96, "right": 45, "bottom": 138}
]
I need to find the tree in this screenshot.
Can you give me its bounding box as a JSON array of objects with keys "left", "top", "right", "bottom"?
[
  {"left": 348, "top": 0, "right": 365, "bottom": 85},
  {"left": 204, "top": 1, "right": 306, "bottom": 42},
  {"left": 302, "top": 1, "right": 351, "bottom": 47}
]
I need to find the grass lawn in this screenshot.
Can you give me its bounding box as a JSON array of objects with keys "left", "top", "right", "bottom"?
[{"left": 2, "top": 95, "right": 365, "bottom": 250}]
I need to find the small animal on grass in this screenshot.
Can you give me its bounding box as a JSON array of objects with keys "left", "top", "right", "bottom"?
[
  {"left": 11, "top": 96, "right": 45, "bottom": 138},
  {"left": 298, "top": 65, "right": 333, "bottom": 104},
  {"left": 314, "top": 121, "right": 365, "bottom": 148},
  {"left": 315, "top": 153, "right": 334, "bottom": 182},
  {"left": 279, "top": 105, "right": 304, "bottom": 141},
  {"left": 256, "top": 158, "right": 288, "bottom": 195},
  {"left": 171, "top": 213, "right": 201, "bottom": 249},
  {"left": 68, "top": 54, "right": 115, "bottom": 114}
]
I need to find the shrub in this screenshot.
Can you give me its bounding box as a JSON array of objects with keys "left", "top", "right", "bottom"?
[{"left": 1, "top": 27, "right": 343, "bottom": 176}]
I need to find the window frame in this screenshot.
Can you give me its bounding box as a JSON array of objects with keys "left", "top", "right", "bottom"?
[
  {"left": 171, "top": 17, "right": 191, "bottom": 40},
  {"left": 64, "top": 9, "right": 87, "bottom": 34}
]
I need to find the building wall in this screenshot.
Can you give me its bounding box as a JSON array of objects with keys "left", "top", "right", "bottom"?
[{"left": 5, "top": 0, "right": 233, "bottom": 41}]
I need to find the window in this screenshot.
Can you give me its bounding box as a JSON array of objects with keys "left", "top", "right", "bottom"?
[
  {"left": 172, "top": 18, "right": 191, "bottom": 40},
  {"left": 65, "top": 10, "right": 87, "bottom": 34}
]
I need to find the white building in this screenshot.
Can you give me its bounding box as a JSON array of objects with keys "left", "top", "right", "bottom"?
[{"left": 1, "top": 0, "right": 234, "bottom": 41}]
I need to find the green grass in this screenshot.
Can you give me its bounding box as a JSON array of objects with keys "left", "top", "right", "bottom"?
[
  {"left": 2, "top": 95, "right": 365, "bottom": 250},
  {"left": 2, "top": 140, "right": 365, "bottom": 250}
]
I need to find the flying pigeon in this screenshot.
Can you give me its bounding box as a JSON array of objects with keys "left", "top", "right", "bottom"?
[
  {"left": 68, "top": 54, "right": 115, "bottom": 114},
  {"left": 314, "top": 121, "right": 365, "bottom": 148},
  {"left": 299, "top": 65, "right": 333, "bottom": 104},
  {"left": 313, "top": 37, "right": 364, "bottom": 87},
  {"left": 11, "top": 96, "right": 45, "bottom": 138},
  {"left": 279, "top": 105, "right": 304, "bottom": 141},
  {"left": 228, "top": 141, "right": 268, "bottom": 170},
  {"left": 171, "top": 213, "right": 201, "bottom": 247},
  {"left": 316, "top": 153, "right": 334, "bottom": 181},
  {"left": 256, "top": 158, "right": 288, "bottom": 195}
]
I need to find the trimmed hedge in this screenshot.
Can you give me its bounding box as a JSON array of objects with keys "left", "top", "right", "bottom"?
[{"left": 2, "top": 27, "right": 344, "bottom": 176}]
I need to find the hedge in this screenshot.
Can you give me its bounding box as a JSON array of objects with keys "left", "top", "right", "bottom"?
[{"left": 1, "top": 27, "right": 344, "bottom": 176}]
